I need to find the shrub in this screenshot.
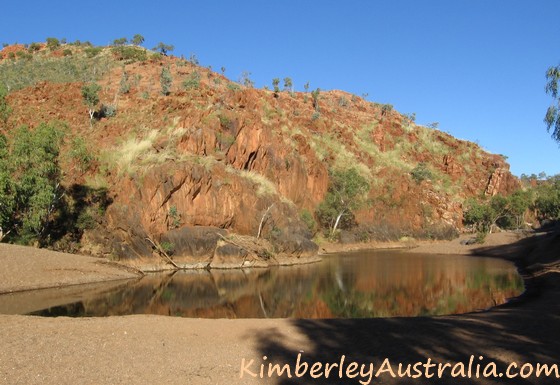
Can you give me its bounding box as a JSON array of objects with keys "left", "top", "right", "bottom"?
[
  {"left": 410, "top": 163, "right": 433, "bottom": 184},
  {"left": 111, "top": 46, "right": 147, "bottom": 63},
  {"left": 182, "top": 71, "right": 200, "bottom": 90},
  {"left": 0, "top": 85, "right": 12, "bottom": 125},
  {"left": 28, "top": 42, "right": 41, "bottom": 52},
  {"left": 0, "top": 122, "right": 65, "bottom": 244},
  {"left": 300, "top": 209, "right": 317, "bottom": 233},
  {"left": 84, "top": 47, "right": 102, "bottom": 58},
  {"left": 316, "top": 168, "right": 370, "bottom": 237},
  {"left": 160, "top": 66, "right": 173, "bottom": 95},
  {"left": 99, "top": 104, "right": 117, "bottom": 118},
  {"left": 119, "top": 71, "right": 130, "bottom": 94},
  {"left": 69, "top": 136, "right": 95, "bottom": 173},
  {"left": 46, "top": 37, "right": 60, "bottom": 51}
]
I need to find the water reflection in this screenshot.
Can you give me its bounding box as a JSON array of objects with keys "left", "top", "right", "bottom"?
[{"left": 29, "top": 250, "right": 524, "bottom": 319}]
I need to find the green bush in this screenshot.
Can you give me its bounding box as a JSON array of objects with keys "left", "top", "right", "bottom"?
[
  {"left": 316, "top": 168, "right": 370, "bottom": 237},
  {"left": 300, "top": 209, "right": 317, "bottom": 233},
  {"left": 46, "top": 37, "right": 60, "bottom": 51},
  {"left": 410, "top": 163, "right": 433, "bottom": 184},
  {"left": 182, "top": 71, "right": 201, "bottom": 90},
  {"left": 69, "top": 137, "right": 95, "bottom": 173},
  {"left": 0, "top": 122, "right": 65, "bottom": 244},
  {"left": 84, "top": 47, "right": 102, "bottom": 58},
  {"left": 111, "top": 46, "right": 147, "bottom": 63},
  {"left": 160, "top": 66, "right": 173, "bottom": 95}
]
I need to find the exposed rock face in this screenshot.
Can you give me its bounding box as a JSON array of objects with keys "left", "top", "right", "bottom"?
[{"left": 1, "top": 50, "right": 521, "bottom": 265}]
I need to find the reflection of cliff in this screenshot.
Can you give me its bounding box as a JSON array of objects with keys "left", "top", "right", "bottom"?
[
  {"left": 320, "top": 252, "right": 524, "bottom": 317},
  {"left": 34, "top": 251, "right": 523, "bottom": 319}
]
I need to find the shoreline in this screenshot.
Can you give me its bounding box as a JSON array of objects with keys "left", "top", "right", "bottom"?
[
  {"left": 0, "top": 231, "right": 534, "bottom": 295},
  {"left": 1, "top": 230, "right": 559, "bottom": 384}
]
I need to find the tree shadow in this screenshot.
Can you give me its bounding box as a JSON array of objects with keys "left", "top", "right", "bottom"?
[{"left": 255, "top": 230, "right": 560, "bottom": 384}]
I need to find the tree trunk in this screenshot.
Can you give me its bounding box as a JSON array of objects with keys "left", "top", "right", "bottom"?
[{"left": 331, "top": 210, "right": 345, "bottom": 237}]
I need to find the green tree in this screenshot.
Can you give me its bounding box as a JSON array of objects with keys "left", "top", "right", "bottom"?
[
  {"left": 316, "top": 168, "right": 370, "bottom": 237},
  {"left": 113, "top": 37, "right": 128, "bottom": 46},
  {"left": 153, "top": 42, "right": 174, "bottom": 55},
  {"left": 544, "top": 65, "right": 560, "bottom": 142},
  {"left": 160, "top": 66, "right": 173, "bottom": 95},
  {"left": 0, "top": 134, "right": 15, "bottom": 240},
  {"left": 81, "top": 83, "right": 101, "bottom": 126},
  {"left": 46, "top": 37, "right": 60, "bottom": 51},
  {"left": 0, "top": 85, "right": 12, "bottom": 126},
  {"left": 534, "top": 176, "right": 560, "bottom": 221},
  {"left": 283, "top": 77, "right": 293, "bottom": 92},
  {"left": 131, "top": 34, "right": 145, "bottom": 46},
  {"left": 311, "top": 88, "right": 321, "bottom": 111},
  {"left": 1, "top": 123, "right": 65, "bottom": 244},
  {"left": 119, "top": 70, "right": 130, "bottom": 94},
  {"left": 272, "top": 78, "right": 280, "bottom": 95},
  {"left": 240, "top": 71, "right": 254, "bottom": 88}
]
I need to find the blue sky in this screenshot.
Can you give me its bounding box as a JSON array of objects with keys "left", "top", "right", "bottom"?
[{"left": 2, "top": 0, "right": 559, "bottom": 176}]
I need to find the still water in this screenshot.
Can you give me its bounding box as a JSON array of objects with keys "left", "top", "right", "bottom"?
[{"left": 21, "top": 250, "right": 523, "bottom": 319}]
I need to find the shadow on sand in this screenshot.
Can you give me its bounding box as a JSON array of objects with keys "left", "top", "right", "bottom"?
[{"left": 255, "top": 230, "right": 560, "bottom": 384}]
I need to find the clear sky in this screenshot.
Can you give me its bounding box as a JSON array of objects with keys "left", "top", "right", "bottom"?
[{"left": 2, "top": 0, "right": 560, "bottom": 177}]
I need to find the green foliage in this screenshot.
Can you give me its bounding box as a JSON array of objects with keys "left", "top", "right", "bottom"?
[
  {"left": 0, "top": 84, "right": 12, "bottom": 125},
  {"left": 81, "top": 82, "right": 101, "bottom": 125},
  {"left": 544, "top": 65, "right": 560, "bottom": 142},
  {"left": 153, "top": 42, "right": 174, "bottom": 55},
  {"left": 160, "top": 66, "right": 173, "bottom": 95},
  {"left": 111, "top": 46, "right": 147, "bottom": 63},
  {"left": 300, "top": 209, "right": 317, "bottom": 233},
  {"left": 119, "top": 70, "right": 130, "bottom": 94},
  {"left": 28, "top": 42, "right": 41, "bottom": 52},
  {"left": 0, "top": 123, "right": 65, "bottom": 243},
  {"left": 283, "top": 77, "right": 292, "bottom": 91},
  {"left": 46, "top": 37, "right": 60, "bottom": 51},
  {"left": 316, "top": 168, "right": 370, "bottom": 237},
  {"left": 534, "top": 176, "right": 560, "bottom": 221},
  {"left": 311, "top": 111, "right": 321, "bottom": 121},
  {"left": 402, "top": 112, "right": 416, "bottom": 123},
  {"left": 113, "top": 37, "right": 128, "bottom": 46},
  {"left": 272, "top": 78, "right": 280, "bottom": 94},
  {"left": 380, "top": 103, "right": 393, "bottom": 115},
  {"left": 311, "top": 88, "right": 320, "bottom": 111},
  {"left": 0, "top": 53, "right": 112, "bottom": 91},
  {"left": 16, "top": 51, "right": 33, "bottom": 60},
  {"left": 84, "top": 47, "right": 102, "bottom": 58},
  {"left": 69, "top": 137, "right": 95, "bottom": 173},
  {"left": 240, "top": 71, "right": 254, "bottom": 88},
  {"left": 463, "top": 190, "right": 532, "bottom": 233},
  {"left": 131, "top": 34, "right": 145, "bottom": 46},
  {"left": 227, "top": 83, "right": 240, "bottom": 91},
  {"left": 161, "top": 241, "right": 175, "bottom": 255},
  {"left": 410, "top": 163, "right": 433, "bottom": 184},
  {"left": 99, "top": 104, "right": 117, "bottom": 118},
  {"left": 168, "top": 206, "right": 181, "bottom": 229},
  {"left": 182, "top": 71, "right": 201, "bottom": 90}
]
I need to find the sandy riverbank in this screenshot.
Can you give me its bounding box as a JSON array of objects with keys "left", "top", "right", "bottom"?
[{"left": 1, "top": 230, "right": 559, "bottom": 384}]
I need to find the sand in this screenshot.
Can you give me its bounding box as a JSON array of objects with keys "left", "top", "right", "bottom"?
[{"left": 1, "top": 231, "right": 559, "bottom": 384}]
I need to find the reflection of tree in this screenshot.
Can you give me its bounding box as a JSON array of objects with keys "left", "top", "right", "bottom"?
[{"left": 29, "top": 252, "right": 523, "bottom": 319}]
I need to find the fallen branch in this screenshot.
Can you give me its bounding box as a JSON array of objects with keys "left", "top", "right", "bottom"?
[{"left": 145, "top": 237, "right": 180, "bottom": 269}]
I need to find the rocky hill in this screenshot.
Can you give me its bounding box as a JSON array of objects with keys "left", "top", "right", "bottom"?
[{"left": 0, "top": 41, "right": 519, "bottom": 268}]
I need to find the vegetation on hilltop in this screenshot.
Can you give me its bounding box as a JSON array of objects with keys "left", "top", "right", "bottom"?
[{"left": 0, "top": 37, "right": 548, "bottom": 257}]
